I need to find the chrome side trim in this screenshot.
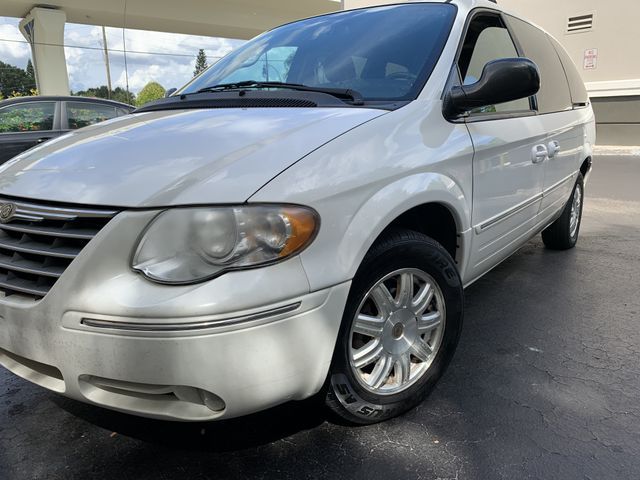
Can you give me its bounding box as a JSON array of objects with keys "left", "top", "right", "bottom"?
[
  {"left": 81, "top": 302, "right": 302, "bottom": 332},
  {"left": 475, "top": 193, "right": 543, "bottom": 234},
  {"left": 474, "top": 171, "right": 578, "bottom": 234}
]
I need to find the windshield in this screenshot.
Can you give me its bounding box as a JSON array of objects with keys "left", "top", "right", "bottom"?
[{"left": 180, "top": 4, "right": 457, "bottom": 102}]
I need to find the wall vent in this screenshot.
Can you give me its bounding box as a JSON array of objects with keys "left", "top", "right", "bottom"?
[{"left": 566, "top": 13, "right": 594, "bottom": 34}]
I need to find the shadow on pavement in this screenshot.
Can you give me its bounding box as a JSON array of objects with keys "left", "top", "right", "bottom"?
[{"left": 51, "top": 393, "right": 328, "bottom": 452}]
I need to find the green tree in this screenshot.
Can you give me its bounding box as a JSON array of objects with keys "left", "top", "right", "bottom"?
[
  {"left": 110, "top": 87, "right": 136, "bottom": 105},
  {"left": 135, "top": 82, "right": 166, "bottom": 107},
  {"left": 25, "top": 59, "right": 35, "bottom": 86},
  {"left": 73, "top": 86, "right": 136, "bottom": 105},
  {"left": 0, "top": 61, "right": 36, "bottom": 98},
  {"left": 194, "top": 49, "right": 208, "bottom": 77}
]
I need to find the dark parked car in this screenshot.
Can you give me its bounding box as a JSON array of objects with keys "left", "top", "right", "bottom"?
[{"left": 0, "top": 96, "right": 134, "bottom": 163}]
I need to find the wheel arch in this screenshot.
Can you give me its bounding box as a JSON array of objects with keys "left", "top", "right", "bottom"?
[
  {"left": 377, "top": 203, "right": 459, "bottom": 261},
  {"left": 334, "top": 172, "right": 472, "bottom": 285}
]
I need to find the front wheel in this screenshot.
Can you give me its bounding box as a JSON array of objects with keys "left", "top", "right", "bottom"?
[
  {"left": 542, "top": 173, "right": 584, "bottom": 250},
  {"left": 325, "top": 230, "right": 463, "bottom": 424}
]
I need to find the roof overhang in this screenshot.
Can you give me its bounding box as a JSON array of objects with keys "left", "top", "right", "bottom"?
[{"left": 1, "top": 0, "right": 343, "bottom": 39}]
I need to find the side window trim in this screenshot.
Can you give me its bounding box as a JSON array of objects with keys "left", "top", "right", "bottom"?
[
  {"left": 444, "top": 7, "right": 538, "bottom": 123},
  {"left": 61, "top": 101, "right": 70, "bottom": 130},
  {"left": 546, "top": 32, "right": 576, "bottom": 109},
  {"left": 501, "top": 13, "right": 539, "bottom": 112}
]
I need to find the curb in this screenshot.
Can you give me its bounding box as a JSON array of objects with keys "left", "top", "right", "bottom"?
[{"left": 593, "top": 146, "right": 640, "bottom": 156}]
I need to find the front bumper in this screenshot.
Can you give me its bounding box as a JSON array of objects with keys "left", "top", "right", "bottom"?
[{"left": 0, "top": 210, "right": 350, "bottom": 421}]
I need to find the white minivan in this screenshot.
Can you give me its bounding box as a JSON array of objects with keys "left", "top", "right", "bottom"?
[{"left": 0, "top": 0, "right": 594, "bottom": 424}]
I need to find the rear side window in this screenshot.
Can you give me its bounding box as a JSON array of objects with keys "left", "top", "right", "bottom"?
[
  {"left": 547, "top": 35, "right": 589, "bottom": 107},
  {"left": 505, "top": 16, "right": 573, "bottom": 114},
  {"left": 66, "top": 102, "right": 118, "bottom": 129},
  {"left": 0, "top": 102, "right": 56, "bottom": 133}
]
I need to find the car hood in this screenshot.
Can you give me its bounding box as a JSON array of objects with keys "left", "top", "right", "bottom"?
[{"left": 0, "top": 107, "right": 385, "bottom": 207}]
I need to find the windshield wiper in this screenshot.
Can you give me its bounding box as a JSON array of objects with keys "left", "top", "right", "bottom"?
[
  {"left": 197, "top": 80, "right": 267, "bottom": 92},
  {"left": 197, "top": 81, "right": 364, "bottom": 106}
]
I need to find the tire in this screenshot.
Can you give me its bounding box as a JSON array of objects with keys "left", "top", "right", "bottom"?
[
  {"left": 325, "top": 230, "right": 464, "bottom": 425},
  {"left": 542, "top": 173, "right": 584, "bottom": 250}
]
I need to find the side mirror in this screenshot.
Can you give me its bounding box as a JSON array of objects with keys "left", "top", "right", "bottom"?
[
  {"left": 165, "top": 87, "right": 178, "bottom": 98},
  {"left": 444, "top": 58, "right": 540, "bottom": 118}
]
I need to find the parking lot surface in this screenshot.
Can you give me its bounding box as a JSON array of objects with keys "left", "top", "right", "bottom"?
[{"left": 1, "top": 155, "right": 638, "bottom": 480}]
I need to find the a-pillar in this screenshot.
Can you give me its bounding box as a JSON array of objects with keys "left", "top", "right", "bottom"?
[{"left": 19, "top": 7, "right": 70, "bottom": 96}]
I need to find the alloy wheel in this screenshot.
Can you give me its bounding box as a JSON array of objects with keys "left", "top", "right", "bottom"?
[{"left": 348, "top": 268, "right": 446, "bottom": 395}]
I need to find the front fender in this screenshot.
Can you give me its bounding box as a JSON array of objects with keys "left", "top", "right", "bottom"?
[
  {"left": 334, "top": 172, "right": 471, "bottom": 281},
  {"left": 250, "top": 100, "right": 474, "bottom": 291},
  {"left": 263, "top": 172, "right": 471, "bottom": 292}
]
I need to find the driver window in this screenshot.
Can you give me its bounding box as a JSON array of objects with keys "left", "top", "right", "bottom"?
[{"left": 458, "top": 15, "right": 531, "bottom": 114}]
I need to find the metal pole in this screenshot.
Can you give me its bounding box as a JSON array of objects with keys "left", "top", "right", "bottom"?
[{"left": 101, "top": 25, "right": 112, "bottom": 98}]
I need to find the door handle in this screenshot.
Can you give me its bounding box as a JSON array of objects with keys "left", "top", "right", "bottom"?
[
  {"left": 531, "top": 144, "right": 548, "bottom": 164},
  {"left": 547, "top": 140, "right": 561, "bottom": 158}
]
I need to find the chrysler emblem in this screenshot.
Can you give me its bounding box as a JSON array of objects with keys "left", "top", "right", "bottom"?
[{"left": 0, "top": 203, "right": 16, "bottom": 223}]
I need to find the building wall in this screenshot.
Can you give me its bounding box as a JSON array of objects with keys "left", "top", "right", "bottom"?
[{"left": 591, "top": 97, "right": 640, "bottom": 146}]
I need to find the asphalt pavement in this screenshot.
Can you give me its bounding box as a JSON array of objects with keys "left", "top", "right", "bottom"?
[{"left": 1, "top": 155, "right": 639, "bottom": 480}]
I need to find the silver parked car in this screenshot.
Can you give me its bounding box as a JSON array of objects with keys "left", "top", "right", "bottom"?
[{"left": 0, "top": 0, "right": 594, "bottom": 424}]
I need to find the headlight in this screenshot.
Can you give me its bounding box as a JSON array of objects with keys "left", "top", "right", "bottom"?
[{"left": 132, "top": 205, "right": 319, "bottom": 284}]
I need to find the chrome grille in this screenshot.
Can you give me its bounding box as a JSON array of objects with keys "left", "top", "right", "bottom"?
[{"left": 0, "top": 198, "right": 118, "bottom": 300}]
